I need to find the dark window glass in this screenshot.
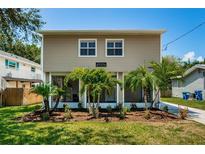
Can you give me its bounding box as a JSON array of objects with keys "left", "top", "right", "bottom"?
[
  {"left": 107, "top": 42, "right": 114, "bottom": 48},
  {"left": 88, "top": 49, "right": 95, "bottom": 55},
  {"left": 81, "top": 42, "right": 87, "bottom": 48},
  {"left": 107, "top": 49, "right": 114, "bottom": 55},
  {"left": 115, "top": 49, "right": 122, "bottom": 55},
  {"left": 80, "top": 49, "right": 87, "bottom": 55},
  {"left": 115, "top": 42, "right": 122, "bottom": 47},
  {"left": 89, "top": 42, "right": 95, "bottom": 48}
]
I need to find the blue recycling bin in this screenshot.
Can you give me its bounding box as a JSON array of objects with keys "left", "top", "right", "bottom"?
[
  {"left": 195, "top": 90, "right": 203, "bottom": 100},
  {"left": 182, "top": 92, "right": 190, "bottom": 100}
]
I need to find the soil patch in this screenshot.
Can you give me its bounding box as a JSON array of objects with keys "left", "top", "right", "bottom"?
[{"left": 16, "top": 109, "right": 180, "bottom": 122}]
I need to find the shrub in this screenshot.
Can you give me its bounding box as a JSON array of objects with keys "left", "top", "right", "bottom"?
[
  {"left": 41, "top": 112, "right": 49, "bottom": 121},
  {"left": 107, "top": 105, "right": 112, "bottom": 113},
  {"left": 78, "top": 102, "right": 83, "bottom": 110},
  {"left": 178, "top": 106, "right": 188, "bottom": 119},
  {"left": 161, "top": 105, "right": 169, "bottom": 112},
  {"left": 123, "top": 107, "right": 130, "bottom": 114},
  {"left": 115, "top": 103, "right": 123, "bottom": 111},
  {"left": 130, "top": 103, "right": 137, "bottom": 111},
  {"left": 64, "top": 104, "right": 73, "bottom": 120},
  {"left": 119, "top": 111, "right": 125, "bottom": 120},
  {"left": 144, "top": 110, "right": 151, "bottom": 120}
]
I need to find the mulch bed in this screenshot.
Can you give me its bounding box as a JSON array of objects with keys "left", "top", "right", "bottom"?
[{"left": 16, "top": 109, "right": 179, "bottom": 122}]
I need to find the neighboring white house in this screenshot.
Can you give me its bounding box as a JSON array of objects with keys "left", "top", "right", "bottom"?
[
  {"left": 0, "top": 50, "right": 42, "bottom": 90},
  {"left": 172, "top": 64, "right": 205, "bottom": 100}
]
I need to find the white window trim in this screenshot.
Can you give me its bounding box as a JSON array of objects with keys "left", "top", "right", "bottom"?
[
  {"left": 105, "top": 39, "right": 124, "bottom": 57},
  {"left": 78, "top": 38, "right": 97, "bottom": 57}
]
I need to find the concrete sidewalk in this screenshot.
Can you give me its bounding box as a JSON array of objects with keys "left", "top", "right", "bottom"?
[{"left": 160, "top": 101, "right": 205, "bottom": 125}]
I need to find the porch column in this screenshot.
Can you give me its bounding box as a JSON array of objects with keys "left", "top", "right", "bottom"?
[
  {"left": 48, "top": 72, "right": 52, "bottom": 108},
  {"left": 79, "top": 80, "right": 87, "bottom": 108},
  {"left": 117, "top": 72, "right": 124, "bottom": 107}
]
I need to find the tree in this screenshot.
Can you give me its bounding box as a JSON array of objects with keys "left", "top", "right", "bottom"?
[
  {"left": 65, "top": 68, "right": 121, "bottom": 118},
  {"left": 125, "top": 66, "right": 157, "bottom": 110},
  {"left": 151, "top": 56, "right": 184, "bottom": 92},
  {"left": 0, "top": 8, "right": 45, "bottom": 51},
  {"left": 1, "top": 40, "right": 41, "bottom": 63},
  {"left": 31, "top": 83, "right": 57, "bottom": 113},
  {"left": 50, "top": 88, "right": 65, "bottom": 113},
  {"left": 90, "top": 69, "right": 121, "bottom": 117}
]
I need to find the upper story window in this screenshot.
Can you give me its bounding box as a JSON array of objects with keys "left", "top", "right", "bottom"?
[
  {"left": 106, "top": 39, "right": 124, "bottom": 57},
  {"left": 31, "top": 67, "right": 36, "bottom": 72},
  {"left": 78, "top": 39, "right": 97, "bottom": 57},
  {"left": 5, "top": 59, "right": 19, "bottom": 70}
]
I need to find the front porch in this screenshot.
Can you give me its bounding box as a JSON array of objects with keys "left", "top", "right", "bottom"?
[{"left": 48, "top": 72, "right": 155, "bottom": 109}]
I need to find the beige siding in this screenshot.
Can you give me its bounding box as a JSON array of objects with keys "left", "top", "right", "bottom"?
[{"left": 43, "top": 35, "right": 161, "bottom": 72}]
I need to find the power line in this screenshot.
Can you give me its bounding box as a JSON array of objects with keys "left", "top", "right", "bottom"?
[{"left": 163, "top": 21, "right": 205, "bottom": 51}]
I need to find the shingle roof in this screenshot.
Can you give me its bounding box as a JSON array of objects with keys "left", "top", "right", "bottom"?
[
  {"left": 0, "top": 50, "right": 40, "bottom": 68},
  {"left": 183, "top": 64, "right": 205, "bottom": 77}
]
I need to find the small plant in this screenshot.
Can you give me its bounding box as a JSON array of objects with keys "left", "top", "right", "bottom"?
[
  {"left": 41, "top": 112, "right": 49, "bottom": 121},
  {"left": 161, "top": 105, "right": 169, "bottom": 112},
  {"left": 78, "top": 102, "right": 83, "bottom": 110},
  {"left": 119, "top": 111, "right": 125, "bottom": 120},
  {"left": 64, "top": 104, "right": 73, "bottom": 120},
  {"left": 115, "top": 103, "right": 123, "bottom": 112},
  {"left": 178, "top": 106, "right": 188, "bottom": 119},
  {"left": 144, "top": 110, "right": 151, "bottom": 120},
  {"left": 130, "top": 103, "right": 137, "bottom": 111},
  {"left": 123, "top": 107, "right": 129, "bottom": 114},
  {"left": 106, "top": 105, "right": 112, "bottom": 114}
]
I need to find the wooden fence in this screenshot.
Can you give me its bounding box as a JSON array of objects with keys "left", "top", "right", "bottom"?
[{"left": 2, "top": 88, "right": 42, "bottom": 106}]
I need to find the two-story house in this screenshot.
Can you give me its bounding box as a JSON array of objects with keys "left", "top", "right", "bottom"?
[
  {"left": 39, "top": 30, "right": 164, "bottom": 109},
  {"left": 0, "top": 50, "right": 42, "bottom": 89}
]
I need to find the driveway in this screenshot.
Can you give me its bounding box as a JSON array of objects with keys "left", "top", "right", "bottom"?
[{"left": 159, "top": 101, "right": 205, "bottom": 125}]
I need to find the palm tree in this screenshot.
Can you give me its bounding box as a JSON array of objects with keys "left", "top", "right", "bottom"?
[
  {"left": 64, "top": 68, "right": 93, "bottom": 113},
  {"left": 50, "top": 88, "right": 65, "bottom": 113},
  {"left": 31, "top": 83, "right": 57, "bottom": 113},
  {"left": 65, "top": 68, "right": 121, "bottom": 118},
  {"left": 91, "top": 69, "right": 121, "bottom": 114},
  {"left": 151, "top": 56, "right": 184, "bottom": 106},
  {"left": 125, "top": 66, "right": 157, "bottom": 110}
]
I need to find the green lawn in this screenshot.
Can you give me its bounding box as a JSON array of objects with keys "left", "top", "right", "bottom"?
[
  {"left": 161, "top": 97, "right": 205, "bottom": 110},
  {"left": 0, "top": 104, "right": 205, "bottom": 144}
]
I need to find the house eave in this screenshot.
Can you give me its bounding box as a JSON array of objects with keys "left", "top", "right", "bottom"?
[{"left": 37, "top": 29, "right": 166, "bottom": 36}]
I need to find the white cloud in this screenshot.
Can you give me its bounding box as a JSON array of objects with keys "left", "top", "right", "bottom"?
[
  {"left": 182, "top": 51, "right": 204, "bottom": 62},
  {"left": 197, "top": 56, "right": 204, "bottom": 62},
  {"left": 182, "top": 51, "right": 195, "bottom": 62}
]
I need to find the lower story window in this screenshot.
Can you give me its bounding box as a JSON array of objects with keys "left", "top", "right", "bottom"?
[{"left": 52, "top": 76, "right": 79, "bottom": 102}]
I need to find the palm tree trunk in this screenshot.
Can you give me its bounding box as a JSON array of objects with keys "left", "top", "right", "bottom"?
[
  {"left": 50, "top": 96, "right": 60, "bottom": 113},
  {"left": 97, "top": 93, "right": 100, "bottom": 109},
  {"left": 87, "top": 89, "right": 92, "bottom": 114},
  {"left": 144, "top": 88, "right": 148, "bottom": 110},
  {"left": 151, "top": 88, "right": 160, "bottom": 108}
]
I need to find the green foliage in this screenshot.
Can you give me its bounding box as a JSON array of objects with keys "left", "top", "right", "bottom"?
[
  {"left": 41, "top": 112, "right": 49, "bottom": 121},
  {"left": 78, "top": 102, "right": 83, "bottom": 110},
  {"left": 161, "top": 105, "right": 169, "bottom": 112},
  {"left": 106, "top": 105, "right": 112, "bottom": 113},
  {"left": 1, "top": 105, "right": 205, "bottom": 144},
  {"left": 151, "top": 56, "right": 184, "bottom": 91},
  {"left": 30, "top": 83, "right": 57, "bottom": 100},
  {"left": 65, "top": 68, "right": 121, "bottom": 118},
  {"left": 161, "top": 97, "right": 205, "bottom": 110},
  {"left": 1, "top": 41, "right": 41, "bottom": 63},
  {"left": 0, "top": 9, "right": 45, "bottom": 48},
  {"left": 130, "top": 103, "right": 138, "bottom": 111},
  {"left": 125, "top": 65, "right": 156, "bottom": 110}
]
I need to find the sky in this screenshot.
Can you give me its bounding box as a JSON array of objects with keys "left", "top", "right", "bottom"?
[{"left": 40, "top": 8, "right": 205, "bottom": 61}]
